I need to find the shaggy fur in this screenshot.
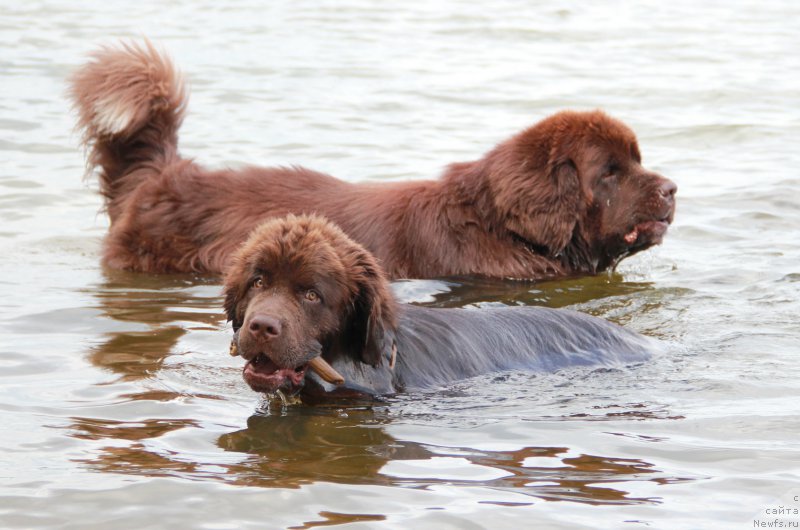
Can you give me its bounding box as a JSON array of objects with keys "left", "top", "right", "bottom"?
[
  {"left": 223, "top": 214, "right": 654, "bottom": 399},
  {"left": 70, "top": 40, "right": 676, "bottom": 279}
]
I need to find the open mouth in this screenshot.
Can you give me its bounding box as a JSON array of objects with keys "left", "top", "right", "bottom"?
[
  {"left": 233, "top": 339, "right": 346, "bottom": 395},
  {"left": 242, "top": 354, "right": 308, "bottom": 395},
  {"left": 623, "top": 218, "right": 670, "bottom": 248}
]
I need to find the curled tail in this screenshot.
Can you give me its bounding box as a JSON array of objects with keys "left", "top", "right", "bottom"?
[{"left": 69, "top": 39, "right": 187, "bottom": 205}]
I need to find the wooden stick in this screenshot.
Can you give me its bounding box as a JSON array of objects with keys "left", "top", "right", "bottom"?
[
  {"left": 230, "top": 339, "right": 344, "bottom": 386},
  {"left": 307, "top": 356, "right": 345, "bottom": 385}
]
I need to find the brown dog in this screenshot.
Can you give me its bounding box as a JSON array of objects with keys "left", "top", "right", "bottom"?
[
  {"left": 223, "top": 214, "right": 654, "bottom": 399},
  {"left": 70, "top": 40, "right": 676, "bottom": 279}
]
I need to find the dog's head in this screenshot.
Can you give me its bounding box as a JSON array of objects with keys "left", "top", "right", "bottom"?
[
  {"left": 487, "top": 110, "right": 677, "bottom": 271},
  {"left": 223, "top": 214, "right": 397, "bottom": 395}
]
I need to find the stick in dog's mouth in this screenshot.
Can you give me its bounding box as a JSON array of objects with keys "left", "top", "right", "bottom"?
[
  {"left": 229, "top": 340, "right": 345, "bottom": 385},
  {"left": 306, "top": 356, "right": 345, "bottom": 385}
]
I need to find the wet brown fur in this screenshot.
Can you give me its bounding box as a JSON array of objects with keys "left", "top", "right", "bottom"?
[
  {"left": 70, "top": 40, "right": 676, "bottom": 279},
  {"left": 223, "top": 214, "right": 397, "bottom": 371},
  {"left": 222, "top": 214, "right": 655, "bottom": 397}
]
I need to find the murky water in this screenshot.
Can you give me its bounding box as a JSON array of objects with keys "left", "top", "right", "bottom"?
[{"left": 2, "top": 1, "right": 800, "bottom": 528}]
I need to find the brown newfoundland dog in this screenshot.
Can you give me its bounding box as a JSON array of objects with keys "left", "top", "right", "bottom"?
[
  {"left": 71, "top": 42, "right": 676, "bottom": 279},
  {"left": 223, "top": 214, "right": 654, "bottom": 399},
  {"left": 70, "top": 40, "right": 676, "bottom": 280}
]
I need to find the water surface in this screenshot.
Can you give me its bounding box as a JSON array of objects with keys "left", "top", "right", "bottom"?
[{"left": 1, "top": 1, "right": 799, "bottom": 528}]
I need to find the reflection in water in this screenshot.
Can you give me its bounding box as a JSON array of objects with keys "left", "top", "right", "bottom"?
[
  {"left": 72, "top": 269, "right": 691, "bottom": 510},
  {"left": 288, "top": 512, "right": 386, "bottom": 530},
  {"left": 68, "top": 406, "right": 687, "bottom": 506},
  {"left": 401, "top": 272, "right": 655, "bottom": 310},
  {"left": 395, "top": 274, "right": 693, "bottom": 341},
  {"left": 85, "top": 269, "right": 224, "bottom": 379},
  {"left": 464, "top": 446, "right": 666, "bottom": 505},
  {"left": 217, "top": 408, "right": 422, "bottom": 487},
  {"left": 70, "top": 417, "right": 199, "bottom": 441},
  {"left": 88, "top": 327, "right": 186, "bottom": 379}
]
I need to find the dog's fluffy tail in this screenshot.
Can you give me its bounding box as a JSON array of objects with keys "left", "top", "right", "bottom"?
[{"left": 69, "top": 39, "right": 187, "bottom": 204}]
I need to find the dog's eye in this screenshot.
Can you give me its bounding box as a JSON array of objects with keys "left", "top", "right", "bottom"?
[
  {"left": 602, "top": 162, "right": 620, "bottom": 180},
  {"left": 252, "top": 277, "right": 264, "bottom": 289},
  {"left": 304, "top": 289, "right": 320, "bottom": 302}
]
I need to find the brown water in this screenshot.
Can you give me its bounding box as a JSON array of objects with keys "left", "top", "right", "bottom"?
[{"left": 2, "top": 1, "right": 800, "bottom": 528}]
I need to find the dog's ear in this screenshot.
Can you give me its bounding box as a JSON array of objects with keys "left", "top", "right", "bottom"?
[
  {"left": 490, "top": 150, "right": 582, "bottom": 257},
  {"left": 222, "top": 267, "right": 247, "bottom": 331},
  {"left": 222, "top": 286, "right": 240, "bottom": 328},
  {"left": 341, "top": 248, "right": 398, "bottom": 366}
]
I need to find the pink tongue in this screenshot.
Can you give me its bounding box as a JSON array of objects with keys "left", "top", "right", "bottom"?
[
  {"left": 247, "top": 360, "right": 306, "bottom": 388},
  {"left": 278, "top": 366, "right": 306, "bottom": 386},
  {"left": 624, "top": 228, "right": 639, "bottom": 244}
]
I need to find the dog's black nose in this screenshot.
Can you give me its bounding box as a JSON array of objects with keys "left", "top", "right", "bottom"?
[{"left": 248, "top": 315, "right": 282, "bottom": 339}]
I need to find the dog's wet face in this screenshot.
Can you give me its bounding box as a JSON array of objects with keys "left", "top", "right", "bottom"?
[
  {"left": 576, "top": 131, "right": 677, "bottom": 265},
  {"left": 488, "top": 111, "right": 676, "bottom": 272},
  {"left": 234, "top": 265, "right": 346, "bottom": 394},
  {"left": 224, "top": 220, "right": 351, "bottom": 394},
  {"left": 223, "top": 215, "right": 397, "bottom": 395}
]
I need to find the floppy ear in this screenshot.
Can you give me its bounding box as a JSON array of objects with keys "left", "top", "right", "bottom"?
[
  {"left": 492, "top": 154, "right": 582, "bottom": 256},
  {"left": 341, "top": 249, "right": 398, "bottom": 367},
  {"left": 222, "top": 266, "right": 248, "bottom": 331},
  {"left": 222, "top": 286, "right": 240, "bottom": 329}
]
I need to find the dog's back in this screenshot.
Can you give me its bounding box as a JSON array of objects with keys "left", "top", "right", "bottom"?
[
  {"left": 69, "top": 41, "right": 674, "bottom": 279},
  {"left": 390, "top": 305, "right": 654, "bottom": 390}
]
